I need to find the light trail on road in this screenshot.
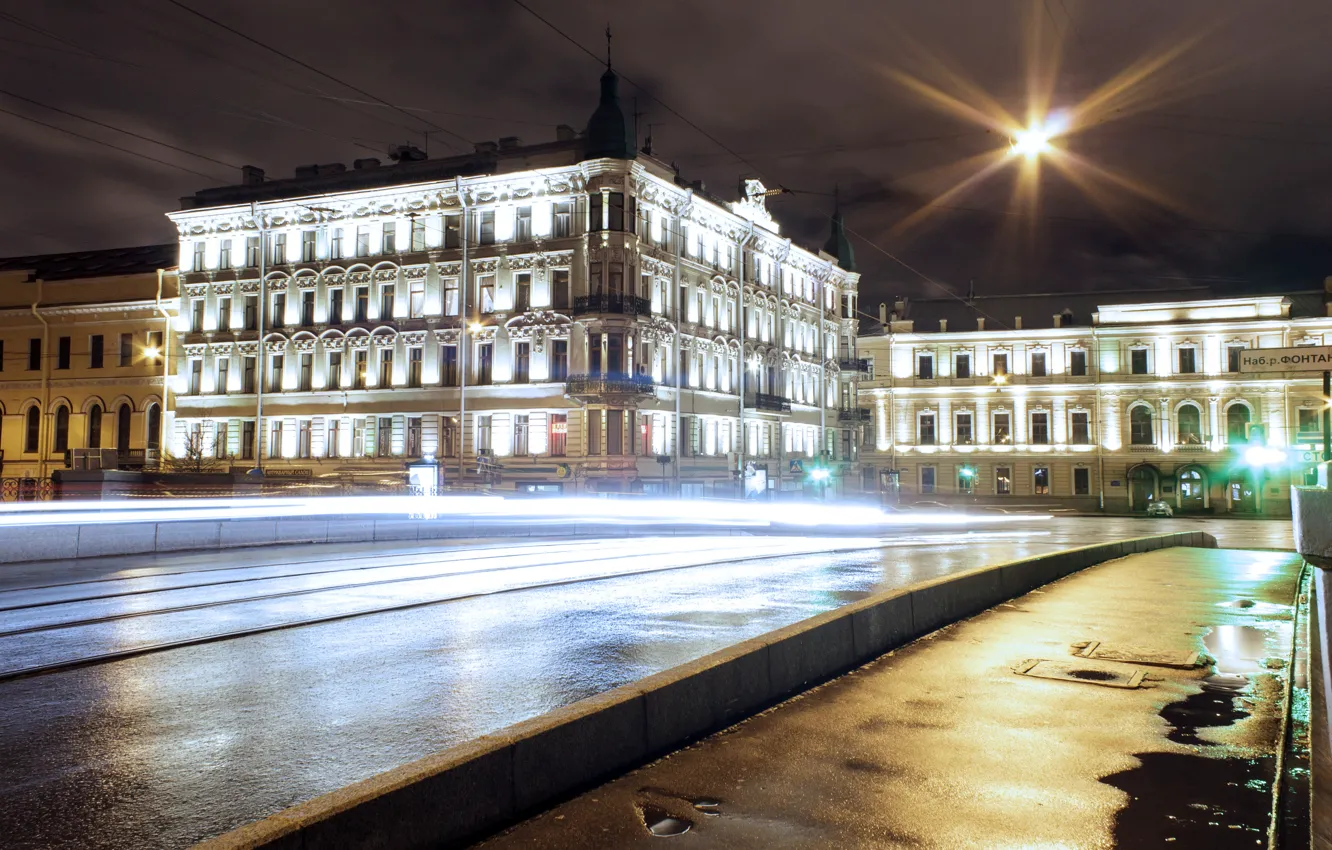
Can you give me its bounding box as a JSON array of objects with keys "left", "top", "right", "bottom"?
[
  {"left": 0, "top": 535, "right": 899, "bottom": 681},
  {"left": 0, "top": 517, "right": 1292, "bottom": 849}
]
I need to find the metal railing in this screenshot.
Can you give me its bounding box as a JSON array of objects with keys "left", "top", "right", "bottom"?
[
  {"left": 0, "top": 478, "right": 53, "bottom": 502},
  {"left": 566, "top": 374, "right": 656, "bottom": 396},
  {"left": 745, "top": 392, "right": 791, "bottom": 413},
  {"left": 572, "top": 294, "right": 652, "bottom": 317},
  {"left": 838, "top": 357, "right": 871, "bottom": 376},
  {"left": 837, "top": 407, "right": 872, "bottom": 422}
]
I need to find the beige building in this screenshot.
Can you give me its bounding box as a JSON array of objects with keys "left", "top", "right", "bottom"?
[
  {"left": 162, "top": 65, "right": 862, "bottom": 496},
  {"left": 0, "top": 246, "right": 178, "bottom": 494},
  {"left": 857, "top": 285, "right": 1332, "bottom": 516}
]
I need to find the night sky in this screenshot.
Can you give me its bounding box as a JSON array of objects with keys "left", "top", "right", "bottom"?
[{"left": 3, "top": 0, "right": 1331, "bottom": 308}]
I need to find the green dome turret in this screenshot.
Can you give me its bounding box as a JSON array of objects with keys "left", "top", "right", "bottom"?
[
  {"left": 824, "top": 203, "right": 856, "bottom": 272},
  {"left": 584, "top": 66, "right": 633, "bottom": 160}
]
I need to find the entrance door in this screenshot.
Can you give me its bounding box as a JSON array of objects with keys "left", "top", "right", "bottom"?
[
  {"left": 1228, "top": 470, "right": 1258, "bottom": 513},
  {"left": 1128, "top": 466, "right": 1158, "bottom": 511},
  {"left": 1178, "top": 467, "right": 1206, "bottom": 512}
]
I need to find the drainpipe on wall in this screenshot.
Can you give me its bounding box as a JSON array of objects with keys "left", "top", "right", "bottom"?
[
  {"left": 457, "top": 181, "right": 470, "bottom": 488},
  {"left": 253, "top": 201, "right": 267, "bottom": 473},
  {"left": 156, "top": 268, "right": 172, "bottom": 465},
  {"left": 31, "top": 279, "right": 49, "bottom": 481},
  {"left": 1094, "top": 326, "right": 1105, "bottom": 511}
]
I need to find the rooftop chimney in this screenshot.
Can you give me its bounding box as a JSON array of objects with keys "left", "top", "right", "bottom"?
[
  {"left": 878, "top": 302, "right": 888, "bottom": 326},
  {"left": 473, "top": 140, "right": 498, "bottom": 155},
  {"left": 977, "top": 318, "right": 986, "bottom": 330},
  {"left": 353, "top": 158, "right": 381, "bottom": 170},
  {"left": 1014, "top": 315, "right": 1023, "bottom": 330},
  {"left": 241, "top": 165, "right": 265, "bottom": 186},
  {"left": 555, "top": 124, "right": 578, "bottom": 141},
  {"left": 1053, "top": 313, "right": 1063, "bottom": 328},
  {"left": 940, "top": 319, "right": 948, "bottom": 332},
  {"left": 498, "top": 136, "right": 522, "bottom": 151},
  {"left": 390, "top": 145, "right": 427, "bottom": 162}
]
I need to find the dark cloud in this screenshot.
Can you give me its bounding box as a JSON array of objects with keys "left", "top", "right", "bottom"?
[{"left": 2, "top": 0, "right": 1330, "bottom": 305}]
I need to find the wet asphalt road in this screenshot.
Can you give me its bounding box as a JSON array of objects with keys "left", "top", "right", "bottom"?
[{"left": 0, "top": 517, "right": 1293, "bottom": 848}]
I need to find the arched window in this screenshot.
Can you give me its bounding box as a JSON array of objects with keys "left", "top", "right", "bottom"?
[
  {"left": 24, "top": 407, "right": 39, "bottom": 453},
  {"left": 1129, "top": 405, "right": 1154, "bottom": 445},
  {"left": 88, "top": 405, "right": 103, "bottom": 449},
  {"left": 117, "top": 404, "right": 132, "bottom": 452},
  {"left": 1177, "top": 403, "right": 1203, "bottom": 445},
  {"left": 54, "top": 405, "right": 69, "bottom": 453},
  {"left": 1226, "top": 404, "right": 1251, "bottom": 443},
  {"left": 146, "top": 403, "right": 162, "bottom": 451}
]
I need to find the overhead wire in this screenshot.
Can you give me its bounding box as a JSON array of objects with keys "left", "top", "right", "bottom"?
[
  {"left": 507, "top": 0, "right": 1014, "bottom": 330},
  {"left": 161, "top": 0, "right": 473, "bottom": 152},
  {"left": 0, "top": 87, "right": 243, "bottom": 171},
  {"left": 0, "top": 104, "right": 227, "bottom": 181}
]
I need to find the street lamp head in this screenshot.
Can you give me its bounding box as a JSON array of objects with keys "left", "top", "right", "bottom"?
[
  {"left": 992, "top": 374, "right": 1007, "bottom": 386},
  {"left": 144, "top": 346, "right": 161, "bottom": 361},
  {"left": 468, "top": 322, "right": 484, "bottom": 333},
  {"left": 1243, "top": 445, "right": 1286, "bottom": 468},
  {"left": 1009, "top": 113, "right": 1068, "bottom": 161}
]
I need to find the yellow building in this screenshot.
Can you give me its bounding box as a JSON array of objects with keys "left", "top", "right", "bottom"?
[
  {"left": 0, "top": 245, "right": 179, "bottom": 492},
  {"left": 856, "top": 285, "right": 1332, "bottom": 516}
]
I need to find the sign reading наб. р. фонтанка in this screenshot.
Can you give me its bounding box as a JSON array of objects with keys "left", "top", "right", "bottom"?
[{"left": 1239, "top": 346, "right": 1332, "bottom": 373}]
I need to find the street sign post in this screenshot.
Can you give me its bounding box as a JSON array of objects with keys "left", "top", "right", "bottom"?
[{"left": 1239, "top": 346, "right": 1332, "bottom": 467}]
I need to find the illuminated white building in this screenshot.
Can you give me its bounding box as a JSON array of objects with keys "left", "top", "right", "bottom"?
[
  {"left": 166, "top": 66, "right": 861, "bottom": 495},
  {"left": 856, "top": 286, "right": 1332, "bottom": 515}
]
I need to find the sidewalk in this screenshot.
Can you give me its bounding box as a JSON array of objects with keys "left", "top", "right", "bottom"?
[{"left": 480, "top": 547, "right": 1306, "bottom": 849}]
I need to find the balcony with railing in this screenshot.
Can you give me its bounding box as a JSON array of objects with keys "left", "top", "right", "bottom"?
[
  {"left": 566, "top": 373, "right": 656, "bottom": 402},
  {"left": 838, "top": 357, "right": 871, "bottom": 377},
  {"left": 744, "top": 392, "right": 791, "bottom": 414},
  {"left": 573, "top": 294, "right": 652, "bottom": 317},
  {"left": 837, "top": 407, "right": 872, "bottom": 423}
]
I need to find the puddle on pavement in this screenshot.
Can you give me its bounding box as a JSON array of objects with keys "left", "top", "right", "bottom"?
[
  {"left": 1104, "top": 624, "right": 1278, "bottom": 846},
  {"left": 1067, "top": 669, "right": 1118, "bottom": 682},
  {"left": 1203, "top": 625, "right": 1271, "bottom": 675},
  {"left": 640, "top": 804, "right": 692, "bottom": 837},
  {"left": 1103, "top": 752, "right": 1273, "bottom": 847}
]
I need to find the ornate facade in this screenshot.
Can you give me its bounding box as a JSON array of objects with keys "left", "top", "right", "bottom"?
[
  {"left": 856, "top": 289, "right": 1332, "bottom": 516},
  {"left": 163, "top": 69, "right": 861, "bottom": 496}
]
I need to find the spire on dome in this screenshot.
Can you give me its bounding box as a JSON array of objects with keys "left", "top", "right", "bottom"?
[
  {"left": 583, "top": 26, "right": 633, "bottom": 160},
  {"left": 823, "top": 187, "right": 856, "bottom": 272}
]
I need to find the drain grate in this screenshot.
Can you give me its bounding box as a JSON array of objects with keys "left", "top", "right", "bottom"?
[
  {"left": 1072, "top": 640, "right": 1204, "bottom": 669},
  {"left": 1015, "top": 658, "right": 1148, "bottom": 688}
]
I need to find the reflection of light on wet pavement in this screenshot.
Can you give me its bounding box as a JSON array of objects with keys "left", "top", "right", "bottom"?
[{"left": 1203, "top": 624, "right": 1284, "bottom": 675}]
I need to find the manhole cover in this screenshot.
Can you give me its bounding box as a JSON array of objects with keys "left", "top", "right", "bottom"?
[
  {"left": 1015, "top": 658, "right": 1148, "bottom": 689},
  {"left": 1072, "top": 641, "right": 1204, "bottom": 669}
]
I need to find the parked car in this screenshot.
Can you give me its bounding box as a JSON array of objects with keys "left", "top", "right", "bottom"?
[{"left": 1146, "top": 500, "right": 1174, "bottom": 517}]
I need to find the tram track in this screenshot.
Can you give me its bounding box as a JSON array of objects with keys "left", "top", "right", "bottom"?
[
  {"left": 0, "top": 539, "right": 603, "bottom": 613},
  {"left": 0, "top": 536, "right": 888, "bottom": 684},
  {"left": 0, "top": 538, "right": 747, "bottom": 637}
]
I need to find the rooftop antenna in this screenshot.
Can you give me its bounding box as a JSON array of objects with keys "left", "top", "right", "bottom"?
[
  {"left": 633, "top": 98, "right": 648, "bottom": 152},
  {"left": 643, "top": 122, "right": 659, "bottom": 156},
  {"left": 605, "top": 25, "right": 612, "bottom": 70}
]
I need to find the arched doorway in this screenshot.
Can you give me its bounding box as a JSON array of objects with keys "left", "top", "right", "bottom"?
[
  {"left": 1228, "top": 469, "right": 1259, "bottom": 513},
  {"left": 1128, "top": 464, "right": 1160, "bottom": 511},
  {"left": 145, "top": 403, "right": 161, "bottom": 452},
  {"left": 116, "top": 404, "right": 132, "bottom": 452},
  {"left": 1176, "top": 465, "right": 1208, "bottom": 512}
]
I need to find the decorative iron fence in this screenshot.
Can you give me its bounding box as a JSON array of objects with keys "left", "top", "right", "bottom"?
[
  {"left": 572, "top": 294, "right": 652, "bottom": 316},
  {"left": 745, "top": 393, "right": 792, "bottom": 413},
  {"left": 0, "top": 478, "right": 54, "bottom": 502},
  {"left": 566, "top": 374, "right": 656, "bottom": 396}
]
